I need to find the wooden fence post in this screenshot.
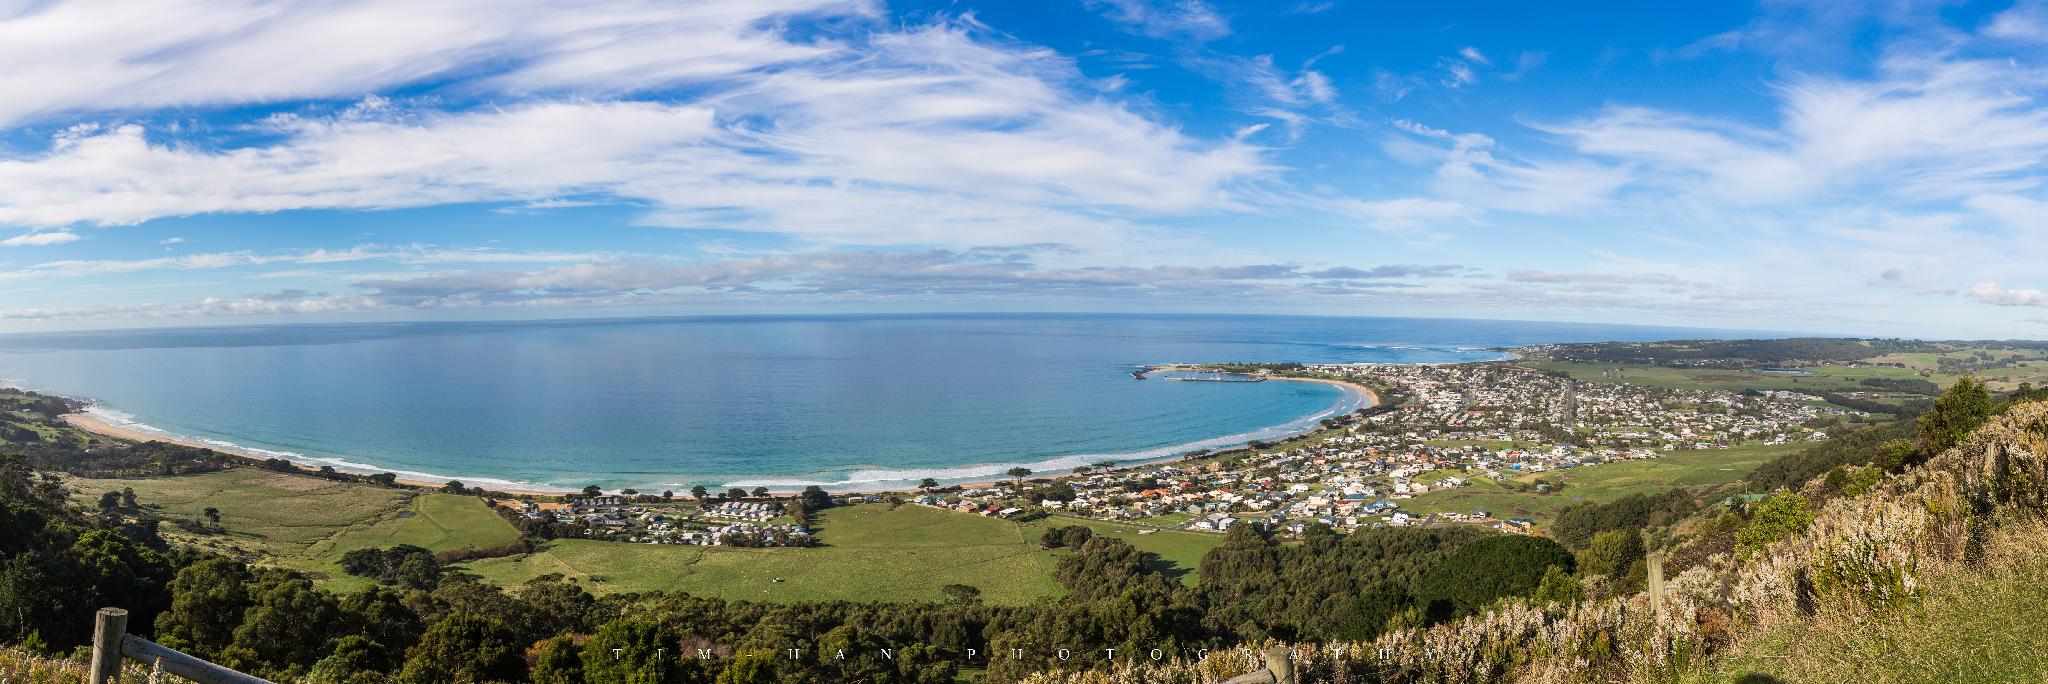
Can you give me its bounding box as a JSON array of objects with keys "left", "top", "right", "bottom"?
[
  {"left": 90, "top": 607, "right": 128, "bottom": 684},
  {"left": 1646, "top": 550, "right": 1666, "bottom": 616}
]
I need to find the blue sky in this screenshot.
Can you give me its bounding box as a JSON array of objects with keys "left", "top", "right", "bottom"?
[{"left": 2, "top": 0, "right": 2047, "bottom": 337}]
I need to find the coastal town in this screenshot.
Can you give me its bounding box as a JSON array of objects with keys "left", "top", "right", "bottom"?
[
  {"left": 912, "top": 361, "right": 1861, "bottom": 536},
  {"left": 497, "top": 359, "right": 1865, "bottom": 542}
]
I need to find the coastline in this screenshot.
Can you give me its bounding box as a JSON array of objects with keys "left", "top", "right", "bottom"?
[
  {"left": 60, "top": 411, "right": 567, "bottom": 497},
  {"left": 50, "top": 366, "right": 1384, "bottom": 498},
  {"left": 906, "top": 370, "right": 1380, "bottom": 495}
]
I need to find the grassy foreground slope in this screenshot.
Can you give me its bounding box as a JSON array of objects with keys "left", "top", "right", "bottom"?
[
  {"left": 1694, "top": 521, "right": 2048, "bottom": 683},
  {"left": 463, "top": 503, "right": 1221, "bottom": 604}
]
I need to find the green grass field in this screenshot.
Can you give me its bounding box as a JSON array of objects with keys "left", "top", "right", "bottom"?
[
  {"left": 1393, "top": 442, "right": 1802, "bottom": 526},
  {"left": 72, "top": 468, "right": 412, "bottom": 554},
  {"left": 463, "top": 504, "right": 1222, "bottom": 604},
  {"left": 71, "top": 468, "right": 520, "bottom": 591},
  {"left": 1525, "top": 360, "right": 1959, "bottom": 393}
]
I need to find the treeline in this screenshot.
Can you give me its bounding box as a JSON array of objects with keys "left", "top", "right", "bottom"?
[
  {"left": 1194, "top": 525, "right": 1551, "bottom": 644},
  {"left": 1745, "top": 419, "right": 1918, "bottom": 492},
  {"left": 1549, "top": 488, "right": 1699, "bottom": 549},
  {"left": 1857, "top": 377, "right": 1941, "bottom": 395},
  {"left": 15, "top": 440, "right": 237, "bottom": 479}
]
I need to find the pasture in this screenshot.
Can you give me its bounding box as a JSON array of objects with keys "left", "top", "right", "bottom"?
[
  {"left": 1393, "top": 442, "right": 1803, "bottom": 526},
  {"left": 462, "top": 503, "right": 1222, "bottom": 604},
  {"left": 70, "top": 468, "right": 520, "bottom": 591}
]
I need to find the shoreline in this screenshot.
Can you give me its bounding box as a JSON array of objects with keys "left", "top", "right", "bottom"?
[
  {"left": 60, "top": 411, "right": 568, "bottom": 497},
  {"left": 904, "top": 370, "right": 1381, "bottom": 494},
  {"left": 50, "top": 365, "right": 1388, "bottom": 498}
]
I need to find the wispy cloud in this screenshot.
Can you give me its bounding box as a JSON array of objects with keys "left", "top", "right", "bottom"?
[
  {"left": 1084, "top": 0, "right": 1230, "bottom": 41},
  {"left": 0, "top": 0, "right": 869, "bottom": 127},
  {"left": 1, "top": 230, "right": 79, "bottom": 247},
  {"left": 0, "top": 249, "right": 1481, "bottom": 320},
  {"left": 0, "top": 244, "right": 615, "bottom": 283}
]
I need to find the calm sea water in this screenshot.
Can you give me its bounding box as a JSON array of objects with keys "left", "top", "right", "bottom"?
[{"left": 0, "top": 314, "right": 1772, "bottom": 491}]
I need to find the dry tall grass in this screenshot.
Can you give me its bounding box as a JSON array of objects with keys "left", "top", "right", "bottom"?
[{"left": 0, "top": 647, "right": 190, "bottom": 684}]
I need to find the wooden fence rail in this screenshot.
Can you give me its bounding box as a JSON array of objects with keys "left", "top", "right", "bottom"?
[{"left": 88, "top": 608, "right": 274, "bottom": 684}]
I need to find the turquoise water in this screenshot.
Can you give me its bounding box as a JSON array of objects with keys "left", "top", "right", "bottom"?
[{"left": 0, "top": 314, "right": 1768, "bottom": 491}]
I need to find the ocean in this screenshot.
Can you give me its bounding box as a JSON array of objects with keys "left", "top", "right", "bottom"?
[{"left": 0, "top": 314, "right": 1773, "bottom": 491}]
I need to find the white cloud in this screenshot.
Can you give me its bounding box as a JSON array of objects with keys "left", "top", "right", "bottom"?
[
  {"left": 1969, "top": 281, "right": 2048, "bottom": 307},
  {"left": 1984, "top": 0, "right": 2048, "bottom": 42},
  {"left": 158, "top": 236, "right": 185, "bottom": 244},
  {"left": 0, "top": 244, "right": 616, "bottom": 283},
  {"left": 1318, "top": 197, "right": 1482, "bottom": 234},
  {"left": 0, "top": 0, "right": 869, "bottom": 127},
  {"left": 1550, "top": 52, "right": 2048, "bottom": 206},
  {"left": 1085, "top": 0, "right": 1229, "bottom": 41},
  {"left": 0, "top": 230, "right": 80, "bottom": 247},
  {"left": 0, "top": 22, "right": 1269, "bottom": 248}
]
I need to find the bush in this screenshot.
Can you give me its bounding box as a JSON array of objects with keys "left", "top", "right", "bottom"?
[
  {"left": 1037, "top": 525, "right": 1093, "bottom": 549},
  {"left": 1419, "top": 534, "right": 1574, "bottom": 619},
  {"left": 1735, "top": 492, "right": 1814, "bottom": 559}
]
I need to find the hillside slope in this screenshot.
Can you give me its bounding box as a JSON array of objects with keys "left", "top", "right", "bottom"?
[{"left": 1021, "top": 400, "right": 2048, "bottom": 684}]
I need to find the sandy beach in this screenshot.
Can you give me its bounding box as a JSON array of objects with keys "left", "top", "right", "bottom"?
[{"left": 61, "top": 411, "right": 567, "bottom": 497}]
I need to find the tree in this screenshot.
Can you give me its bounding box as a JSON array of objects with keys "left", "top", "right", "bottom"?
[
  {"left": 1419, "top": 534, "right": 1575, "bottom": 619},
  {"left": 691, "top": 485, "right": 709, "bottom": 500},
  {"left": 725, "top": 488, "right": 748, "bottom": 500},
  {"left": 1006, "top": 467, "right": 1032, "bottom": 486},
  {"left": 203, "top": 507, "right": 222, "bottom": 525},
  {"left": 155, "top": 557, "right": 255, "bottom": 656},
  {"left": 799, "top": 486, "right": 832, "bottom": 510},
  {"left": 581, "top": 485, "right": 603, "bottom": 497},
  {"left": 228, "top": 574, "right": 343, "bottom": 672},
  {"left": 751, "top": 486, "right": 770, "bottom": 498},
  {"left": 581, "top": 619, "right": 692, "bottom": 683},
  {"left": 1533, "top": 565, "right": 1585, "bottom": 607},
  {"left": 1736, "top": 492, "right": 1815, "bottom": 559},
  {"left": 396, "top": 614, "right": 525, "bottom": 684},
  {"left": 662, "top": 490, "right": 674, "bottom": 501},
  {"left": 530, "top": 635, "right": 583, "bottom": 684},
  {"left": 621, "top": 488, "right": 639, "bottom": 496},
  {"left": 120, "top": 486, "right": 137, "bottom": 509},
  {"left": 715, "top": 653, "right": 777, "bottom": 684},
  {"left": 366, "top": 472, "right": 397, "bottom": 486},
  {"left": 918, "top": 477, "right": 938, "bottom": 491},
  {"left": 336, "top": 587, "right": 421, "bottom": 670},
  {"left": 940, "top": 583, "right": 983, "bottom": 605},
  {"left": 1917, "top": 376, "right": 1993, "bottom": 457},
  {"left": 1578, "top": 530, "right": 1646, "bottom": 585},
  {"left": 304, "top": 635, "right": 386, "bottom": 684},
  {"left": 1038, "top": 525, "right": 1093, "bottom": 549},
  {"left": 98, "top": 490, "right": 122, "bottom": 510},
  {"left": 442, "top": 480, "right": 466, "bottom": 494}
]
